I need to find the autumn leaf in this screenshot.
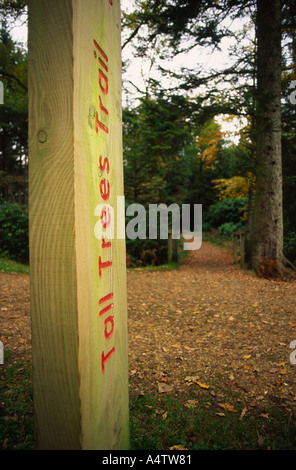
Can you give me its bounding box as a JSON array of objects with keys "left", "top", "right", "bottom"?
[
  {"left": 185, "top": 376, "right": 199, "bottom": 383},
  {"left": 239, "top": 407, "right": 248, "bottom": 420},
  {"left": 275, "top": 379, "right": 283, "bottom": 387},
  {"left": 162, "top": 411, "right": 168, "bottom": 420},
  {"left": 218, "top": 403, "right": 237, "bottom": 413},
  {"left": 158, "top": 383, "right": 173, "bottom": 394},
  {"left": 169, "top": 445, "right": 188, "bottom": 450},
  {"left": 196, "top": 381, "right": 210, "bottom": 390},
  {"left": 184, "top": 399, "right": 198, "bottom": 408}
]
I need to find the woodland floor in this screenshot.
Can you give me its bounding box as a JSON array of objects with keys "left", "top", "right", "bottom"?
[{"left": 1, "top": 241, "right": 296, "bottom": 422}]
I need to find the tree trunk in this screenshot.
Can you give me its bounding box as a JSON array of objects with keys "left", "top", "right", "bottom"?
[{"left": 250, "top": 0, "right": 283, "bottom": 278}]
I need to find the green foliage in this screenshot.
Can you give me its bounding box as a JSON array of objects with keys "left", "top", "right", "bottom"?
[
  {"left": 129, "top": 390, "right": 296, "bottom": 450},
  {"left": 206, "top": 198, "right": 248, "bottom": 229},
  {"left": 218, "top": 221, "right": 246, "bottom": 239},
  {"left": 0, "top": 23, "right": 28, "bottom": 203},
  {"left": 0, "top": 352, "right": 33, "bottom": 450},
  {"left": 0, "top": 0, "right": 27, "bottom": 21},
  {"left": 0, "top": 200, "right": 28, "bottom": 263},
  {"left": 0, "top": 256, "right": 29, "bottom": 273},
  {"left": 126, "top": 237, "right": 168, "bottom": 267},
  {"left": 123, "top": 95, "right": 195, "bottom": 205},
  {"left": 283, "top": 231, "right": 296, "bottom": 266}
]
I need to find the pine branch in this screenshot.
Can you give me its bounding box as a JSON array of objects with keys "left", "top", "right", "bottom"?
[{"left": 0, "top": 70, "right": 28, "bottom": 91}]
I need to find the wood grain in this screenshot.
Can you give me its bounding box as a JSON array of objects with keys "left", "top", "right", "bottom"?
[{"left": 29, "top": 0, "right": 128, "bottom": 450}]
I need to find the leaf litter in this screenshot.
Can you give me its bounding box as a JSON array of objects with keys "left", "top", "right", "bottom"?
[{"left": 1, "top": 241, "right": 296, "bottom": 436}]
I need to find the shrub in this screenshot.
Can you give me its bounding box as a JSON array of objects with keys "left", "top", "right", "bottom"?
[
  {"left": 0, "top": 201, "right": 29, "bottom": 264},
  {"left": 284, "top": 231, "right": 296, "bottom": 266},
  {"left": 207, "top": 198, "right": 247, "bottom": 229},
  {"left": 218, "top": 221, "right": 246, "bottom": 239},
  {"left": 126, "top": 238, "right": 168, "bottom": 267}
]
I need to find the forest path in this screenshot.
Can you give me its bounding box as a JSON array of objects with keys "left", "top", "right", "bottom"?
[
  {"left": 0, "top": 240, "right": 295, "bottom": 413},
  {"left": 127, "top": 241, "right": 296, "bottom": 409}
]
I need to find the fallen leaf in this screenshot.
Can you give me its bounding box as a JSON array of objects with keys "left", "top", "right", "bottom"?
[
  {"left": 158, "top": 383, "right": 173, "bottom": 394},
  {"left": 216, "top": 412, "right": 225, "bottom": 417},
  {"left": 218, "top": 403, "right": 237, "bottom": 413},
  {"left": 248, "top": 399, "right": 257, "bottom": 408},
  {"left": 240, "top": 407, "right": 248, "bottom": 420},
  {"left": 172, "top": 344, "right": 181, "bottom": 349},
  {"left": 184, "top": 399, "right": 198, "bottom": 408},
  {"left": 196, "top": 381, "right": 210, "bottom": 390},
  {"left": 169, "top": 445, "right": 188, "bottom": 450},
  {"left": 184, "top": 345, "right": 191, "bottom": 351},
  {"left": 185, "top": 376, "right": 199, "bottom": 383},
  {"left": 162, "top": 411, "right": 168, "bottom": 420}
]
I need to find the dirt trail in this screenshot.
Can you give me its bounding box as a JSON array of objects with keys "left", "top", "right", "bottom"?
[
  {"left": 127, "top": 242, "right": 296, "bottom": 410},
  {"left": 1, "top": 241, "right": 296, "bottom": 412}
]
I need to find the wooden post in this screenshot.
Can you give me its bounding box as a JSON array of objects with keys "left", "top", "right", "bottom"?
[
  {"left": 233, "top": 233, "right": 238, "bottom": 264},
  {"left": 168, "top": 231, "right": 172, "bottom": 263},
  {"left": 173, "top": 238, "right": 178, "bottom": 263},
  {"left": 240, "top": 231, "right": 245, "bottom": 269},
  {"left": 28, "top": 0, "right": 129, "bottom": 450}
]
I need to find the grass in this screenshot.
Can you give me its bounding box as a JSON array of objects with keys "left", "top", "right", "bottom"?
[
  {"left": 129, "top": 388, "right": 296, "bottom": 451},
  {"left": 0, "top": 351, "right": 34, "bottom": 450},
  {"left": 128, "top": 261, "right": 179, "bottom": 272},
  {"left": 0, "top": 257, "right": 29, "bottom": 274},
  {"left": 1, "top": 350, "right": 295, "bottom": 450}
]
